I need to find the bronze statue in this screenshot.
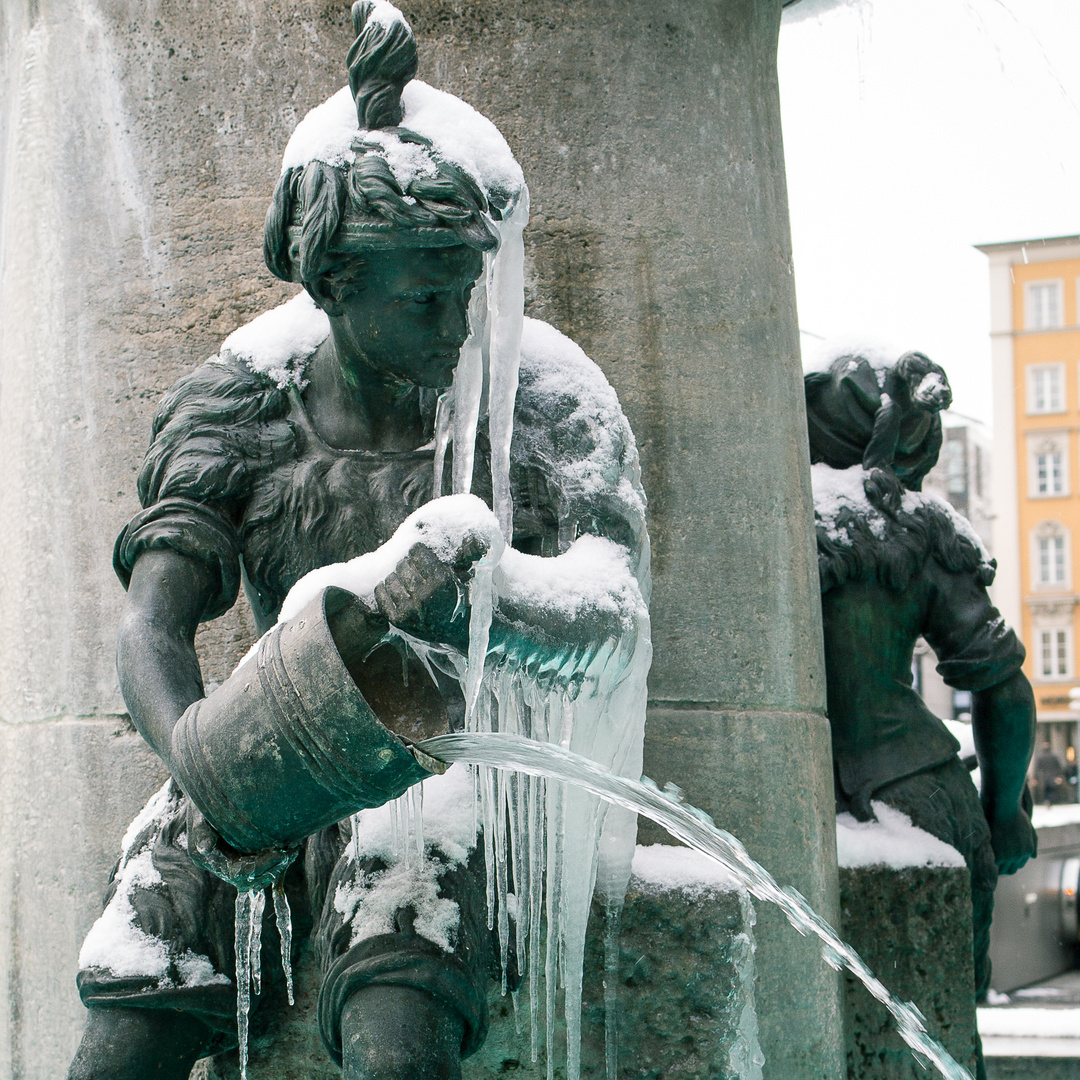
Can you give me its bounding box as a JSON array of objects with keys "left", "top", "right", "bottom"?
[
  {"left": 68, "top": 4, "right": 646, "bottom": 1078},
  {"left": 807, "top": 352, "right": 1036, "bottom": 1080}
]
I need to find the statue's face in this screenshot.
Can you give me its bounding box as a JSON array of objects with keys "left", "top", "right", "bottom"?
[{"left": 326, "top": 244, "right": 484, "bottom": 389}]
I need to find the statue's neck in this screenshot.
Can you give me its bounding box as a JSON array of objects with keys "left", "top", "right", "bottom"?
[{"left": 302, "top": 338, "right": 429, "bottom": 452}]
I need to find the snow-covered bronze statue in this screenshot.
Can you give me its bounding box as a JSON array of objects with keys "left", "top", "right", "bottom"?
[
  {"left": 68, "top": 5, "right": 649, "bottom": 1078},
  {"left": 806, "top": 352, "right": 1036, "bottom": 1080}
]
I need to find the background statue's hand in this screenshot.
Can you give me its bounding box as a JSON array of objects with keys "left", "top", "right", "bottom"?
[
  {"left": 374, "top": 538, "right": 486, "bottom": 650},
  {"left": 987, "top": 796, "right": 1037, "bottom": 875}
]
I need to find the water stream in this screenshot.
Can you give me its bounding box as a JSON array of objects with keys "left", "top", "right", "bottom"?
[{"left": 417, "top": 730, "right": 975, "bottom": 1080}]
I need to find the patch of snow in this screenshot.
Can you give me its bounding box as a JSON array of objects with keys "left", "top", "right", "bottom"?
[
  {"left": 79, "top": 850, "right": 169, "bottom": 978},
  {"left": 499, "top": 535, "right": 646, "bottom": 632},
  {"left": 984, "top": 989, "right": 1011, "bottom": 1006},
  {"left": 279, "top": 493, "right": 504, "bottom": 622},
  {"left": 278, "top": 78, "right": 523, "bottom": 207},
  {"left": 811, "top": 463, "right": 886, "bottom": 542},
  {"left": 977, "top": 1007, "right": 1080, "bottom": 1038},
  {"left": 334, "top": 766, "right": 479, "bottom": 953},
  {"left": 836, "top": 800, "right": 965, "bottom": 869},
  {"left": 811, "top": 462, "right": 992, "bottom": 565},
  {"left": 1032, "top": 803, "right": 1080, "bottom": 829},
  {"left": 219, "top": 292, "right": 329, "bottom": 389},
  {"left": 280, "top": 86, "right": 361, "bottom": 172},
  {"left": 400, "top": 81, "right": 524, "bottom": 202},
  {"left": 120, "top": 779, "right": 173, "bottom": 857},
  {"left": 630, "top": 843, "right": 740, "bottom": 897}
]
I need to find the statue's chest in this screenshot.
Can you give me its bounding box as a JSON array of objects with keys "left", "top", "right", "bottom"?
[{"left": 239, "top": 440, "right": 439, "bottom": 612}]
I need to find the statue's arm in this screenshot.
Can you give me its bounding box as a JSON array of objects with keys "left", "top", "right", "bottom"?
[
  {"left": 972, "top": 672, "right": 1038, "bottom": 874},
  {"left": 116, "top": 547, "right": 218, "bottom": 766},
  {"left": 924, "top": 564, "right": 1036, "bottom": 873}
]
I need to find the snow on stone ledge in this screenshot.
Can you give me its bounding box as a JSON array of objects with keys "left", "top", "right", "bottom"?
[
  {"left": 977, "top": 1007, "right": 1080, "bottom": 1038},
  {"left": 630, "top": 843, "right": 740, "bottom": 898},
  {"left": 1032, "top": 803, "right": 1080, "bottom": 829},
  {"left": 836, "top": 801, "right": 965, "bottom": 870}
]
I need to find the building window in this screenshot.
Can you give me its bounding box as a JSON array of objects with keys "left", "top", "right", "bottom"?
[
  {"left": 944, "top": 438, "right": 966, "bottom": 497},
  {"left": 1028, "top": 434, "right": 1069, "bottom": 497},
  {"left": 1033, "top": 522, "right": 1071, "bottom": 588},
  {"left": 1027, "top": 281, "right": 1064, "bottom": 330},
  {"left": 1039, "top": 627, "right": 1073, "bottom": 679},
  {"left": 1028, "top": 363, "right": 1066, "bottom": 413}
]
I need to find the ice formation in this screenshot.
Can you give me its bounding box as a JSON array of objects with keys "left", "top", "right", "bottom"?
[{"left": 271, "top": 492, "right": 651, "bottom": 1080}]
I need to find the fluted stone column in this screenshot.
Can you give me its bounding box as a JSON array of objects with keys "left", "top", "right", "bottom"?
[{"left": 0, "top": 1, "right": 841, "bottom": 1077}]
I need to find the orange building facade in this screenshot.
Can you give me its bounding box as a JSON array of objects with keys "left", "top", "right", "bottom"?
[{"left": 980, "top": 235, "right": 1080, "bottom": 761}]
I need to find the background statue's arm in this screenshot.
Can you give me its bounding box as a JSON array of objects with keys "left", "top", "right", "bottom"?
[
  {"left": 971, "top": 671, "right": 1038, "bottom": 874},
  {"left": 924, "top": 563, "right": 1037, "bottom": 874},
  {"left": 117, "top": 547, "right": 218, "bottom": 765}
]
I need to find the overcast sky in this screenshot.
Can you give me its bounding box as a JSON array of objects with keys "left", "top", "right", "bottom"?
[{"left": 778, "top": 0, "right": 1080, "bottom": 427}]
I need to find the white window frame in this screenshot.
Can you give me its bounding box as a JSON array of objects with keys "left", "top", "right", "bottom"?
[
  {"left": 1026, "top": 279, "right": 1065, "bottom": 330},
  {"left": 1032, "top": 522, "right": 1072, "bottom": 590},
  {"left": 1037, "top": 625, "right": 1074, "bottom": 681},
  {"left": 1027, "top": 362, "right": 1067, "bottom": 414},
  {"left": 1027, "top": 432, "right": 1070, "bottom": 498}
]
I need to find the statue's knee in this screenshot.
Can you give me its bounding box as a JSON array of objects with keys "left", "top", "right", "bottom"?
[
  {"left": 68, "top": 1006, "right": 212, "bottom": 1080},
  {"left": 340, "top": 984, "right": 465, "bottom": 1080}
]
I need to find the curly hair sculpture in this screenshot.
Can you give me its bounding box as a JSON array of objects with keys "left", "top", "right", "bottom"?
[{"left": 263, "top": 0, "right": 498, "bottom": 287}]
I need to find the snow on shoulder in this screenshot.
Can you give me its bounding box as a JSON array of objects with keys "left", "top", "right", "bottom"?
[
  {"left": 836, "top": 801, "right": 965, "bottom": 870},
  {"left": 218, "top": 292, "right": 329, "bottom": 390},
  {"left": 630, "top": 843, "right": 741, "bottom": 897},
  {"left": 811, "top": 462, "right": 991, "bottom": 565},
  {"left": 516, "top": 318, "right": 647, "bottom": 527}
]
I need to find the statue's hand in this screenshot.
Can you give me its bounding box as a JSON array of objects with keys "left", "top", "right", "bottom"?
[
  {"left": 185, "top": 801, "right": 296, "bottom": 890},
  {"left": 986, "top": 794, "right": 1037, "bottom": 875},
  {"left": 374, "top": 539, "right": 485, "bottom": 651}
]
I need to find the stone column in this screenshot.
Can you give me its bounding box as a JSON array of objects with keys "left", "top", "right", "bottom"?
[
  {"left": 0, "top": 1, "right": 841, "bottom": 1077},
  {"left": 413, "top": 3, "right": 844, "bottom": 1076}
]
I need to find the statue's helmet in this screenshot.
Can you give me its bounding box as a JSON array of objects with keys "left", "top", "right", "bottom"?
[{"left": 263, "top": 0, "right": 527, "bottom": 286}]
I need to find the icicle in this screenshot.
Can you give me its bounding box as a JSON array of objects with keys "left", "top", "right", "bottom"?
[
  {"left": 487, "top": 190, "right": 530, "bottom": 538},
  {"left": 432, "top": 391, "right": 452, "bottom": 498},
  {"left": 273, "top": 881, "right": 295, "bottom": 1006},
  {"left": 602, "top": 900, "right": 622, "bottom": 1080},
  {"left": 451, "top": 265, "right": 488, "bottom": 494},
  {"left": 249, "top": 888, "right": 265, "bottom": 998},
  {"left": 729, "top": 891, "right": 765, "bottom": 1080},
  {"left": 496, "top": 765, "right": 510, "bottom": 994},
  {"left": 410, "top": 782, "right": 425, "bottom": 862},
  {"left": 465, "top": 557, "right": 495, "bottom": 725},
  {"left": 528, "top": 772, "right": 544, "bottom": 1064},
  {"left": 544, "top": 777, "right": 563, "bottom": 1080},
  {"left": 234, "top": 889, "right": 256, "bottom": 1080}
]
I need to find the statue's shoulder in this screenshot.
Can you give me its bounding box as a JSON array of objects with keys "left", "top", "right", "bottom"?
[
  {"left": 513, "top": 318, "right": 647, "bottom": 572},
  {"left": 137, "top": 295, "right": 321, "bottom": 508},
  {"left": 514, "top": 318, "right": 636, "bottom": 466}
]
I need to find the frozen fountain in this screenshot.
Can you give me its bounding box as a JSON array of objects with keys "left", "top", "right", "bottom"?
[{"left": 0, "top": 2, "right": 982, "bottom": 1079}]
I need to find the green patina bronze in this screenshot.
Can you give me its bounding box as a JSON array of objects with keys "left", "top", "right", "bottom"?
[{"left": 807, "top": 354, "right": 1037, "bottom": 1080}]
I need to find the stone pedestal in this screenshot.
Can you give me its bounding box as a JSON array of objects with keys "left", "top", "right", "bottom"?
[
  {"left": 839, "top": 866, "right": 978, "bottom": 1079},
  {"left": 0, "top": 1, "right": 840, "bottom": 1077}
]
